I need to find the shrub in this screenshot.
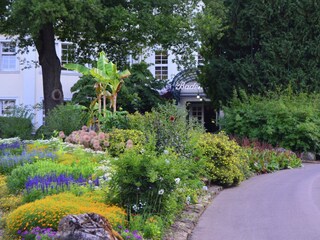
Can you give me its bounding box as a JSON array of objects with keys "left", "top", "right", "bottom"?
[
  {"left": 99, "top": 110, "right": 129, "bottom": 132},
  {"left": 108, "top": 129, "right": 146, "bottom": 156},
  {"left": 39, "top": 104, "right": 87, "bottom": 138},
  {"left": 233, "top": 137, "right": 302, "bottom": 173},
  {"left": 7, "top": 160, "right": 96, "bottom": 193},
  {"left": 128, "top": 102, "right": 204, "bottom": 155},
  {"left": 245, "top": 148, "right": 301, "bottom": 173},
  {"left": 5, "top": 192, "right": 126, "bottom": 235},
  {"left": 194, "top": 132, "right": 250, "bottom": 187},
  {"left": 65, "top": 126, "right": 110, "bottom": 151},
  {"left": 221, "top": 90, "right": 320, "bottom": 152},
  {"left": 107, "top": 148, "right": 202, "bottom": 218},
  {"left": 0, "top": 117, "right": 33, "bottom": 139}
]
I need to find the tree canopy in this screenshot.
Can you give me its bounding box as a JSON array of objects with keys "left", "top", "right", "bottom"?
[
  {"left": 198, "top": 0, "right": 320, "bottom": 108},
  {"left": 1, "top": 0, "right": 200, "bottom": 115}
]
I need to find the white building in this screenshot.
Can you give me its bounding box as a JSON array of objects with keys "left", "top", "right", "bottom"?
[{"left": 0, "top": 35, "right": 217, "bottom": 131}]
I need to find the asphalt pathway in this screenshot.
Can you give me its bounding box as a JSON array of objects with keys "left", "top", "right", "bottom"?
[{"left": 191, "top": 164, "right": 320, "bottom": 240}]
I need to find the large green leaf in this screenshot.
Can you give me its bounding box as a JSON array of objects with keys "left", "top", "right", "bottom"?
[
  {"left": 118, "top": 69, "right": 131, "bottom": 79},
  {"left": 90, "top": 68, "right": 110, "bottom": 84},
  {"left": 63, "top": 63, "right": 90, "bottom": 75},
  {"left": 97, "top": 51, "right": 108, "bottom": 74}
]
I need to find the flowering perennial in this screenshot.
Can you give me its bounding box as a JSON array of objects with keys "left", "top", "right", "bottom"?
[
  {"left": 0, "top": 150, "right": 56, "bottom": 174},
  {"left": 25, "top": 173, "right": 97, "bottom": 194}
]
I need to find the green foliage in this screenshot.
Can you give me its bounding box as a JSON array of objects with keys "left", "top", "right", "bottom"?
[
  {"left": 246, "top": 148, "right": 301, "bottom": 174},
  {"left": 71, "top": 62, "right": 167, "bottom": 114},
  {"left": 6, "top": 160, "right": 96, "bottom": 194},
  {"left": 0, "top": 117, "right": 33, "bottom": 139},
  {"left": 71, "top": 75, "right": 96, "bottom": 108},
  {"left": 128, "top": 102, "right": 205, "bottom": 155},
  {"left": 99, "top": 110, "right": 129, "bottom": 132},
  {"left": 4, "top": 104, "right": 40, "bottom": 120},
  {"left": 64, "top": 51, "right": 131, "bottom": 113},
  {"left": 39, "top": 104, "right": 87, "bottom": 138},
  {"left": 117, "top": 62, "right": 167, "bottom": 113},
  {"left": 199, "top": 0, "right": 320, "bottom": 107},
  {"left": 107, "top": 148, "right": 201, "bottom": 214},
  {"left": 222, "top": 90, "right": 320, "bottom": 152},
  {"left": 194, "top": 132, "right": 249, "bottom": 187},
  {"left": 108, "top": 129, "right": 145, "bottom": 157}
]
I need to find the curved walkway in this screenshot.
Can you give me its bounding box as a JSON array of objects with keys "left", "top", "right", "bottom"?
[{"left": 191, "top": 164, "right": 320, "bottom": 240}]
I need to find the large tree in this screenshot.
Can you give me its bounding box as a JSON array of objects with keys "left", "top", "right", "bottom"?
[
  {"left": 198, "top": 0, "right": 320, "bottom": 108},
  {"left": 1, "top": 0, "right": 199, "bottom": 115}
]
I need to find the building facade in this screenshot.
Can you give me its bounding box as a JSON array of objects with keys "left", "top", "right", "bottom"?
[{"left": 0, "top": 35, "right": 216, "bottom": 131}]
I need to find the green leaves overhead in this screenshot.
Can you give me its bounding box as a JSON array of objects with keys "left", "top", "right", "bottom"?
[{"left": 198, "top": 0, "right": 320, "bottom": 108}]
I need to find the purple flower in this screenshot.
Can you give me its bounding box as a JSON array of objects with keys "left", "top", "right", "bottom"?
[{"left": 25, "top": 173, "right": 89, "bottom": 194}]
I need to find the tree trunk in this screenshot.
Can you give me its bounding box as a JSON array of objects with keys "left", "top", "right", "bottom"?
[{"left": 35, "top": 23, "right": 63, "bottom": 117}]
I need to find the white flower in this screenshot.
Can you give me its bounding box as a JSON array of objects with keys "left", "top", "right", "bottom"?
[
  {"left": 132, "top": 204, "right": 138, "bottom": 212},
  {"left": 165, "top": 159, "right": 170, "bottom": 164},
  {"left": 186, "top": 196, "right": 191, "bottom": 205},
  {"left": 175, "top": 178, "right": 181, "bottom": 184},
  {"left": 202, "top": 186, "right": 208, "bottom": 191},
  {"left": 163, "top": 150, "right": 169, "bottom": 155},
  {"left": 159, "top": 177, "right": 163, "bottom": 181},
  {"left": 88, "top": 180, "right": 93, "bottom": 184},
  {"left": 158, "top": 189, "right": 164, "bottom": 195}
]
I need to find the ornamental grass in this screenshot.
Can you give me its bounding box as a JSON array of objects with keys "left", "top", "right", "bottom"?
[{"left": 6, "top": 192, "right": 126, "bottom": 235}]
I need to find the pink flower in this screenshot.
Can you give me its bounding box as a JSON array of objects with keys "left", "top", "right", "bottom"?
[
  {"left": 89, "top": 130, "right": 97, "bottom": 137},
  {"left": 59, "top": 131, "right": 65, "bottom": 139},
  {"left": 98, "top": 132, "right": 105, "bottom": 140}
]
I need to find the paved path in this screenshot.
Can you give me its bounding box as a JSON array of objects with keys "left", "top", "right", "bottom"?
[{"left": 191, "top": 164, "right": 320, "bottom": 240}]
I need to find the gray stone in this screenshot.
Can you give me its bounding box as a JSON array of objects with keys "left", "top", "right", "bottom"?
[
  {"left": 301, "top": 152, "right": 316, "bottom": 161},
  {"left": 56, "top": 213, "right": 122, "bottom": 240}
]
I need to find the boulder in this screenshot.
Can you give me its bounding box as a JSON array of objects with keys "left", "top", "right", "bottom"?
[
  {"left": 56, "top": 213, "right": 123, "bottom": 240},
  {"left": 300, "top": 152, "right": 316, "bottom": 161}
]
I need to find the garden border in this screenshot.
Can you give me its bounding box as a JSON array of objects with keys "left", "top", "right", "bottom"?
[{"left": 164, "top": 185, "right": 223, "bottom": 240}]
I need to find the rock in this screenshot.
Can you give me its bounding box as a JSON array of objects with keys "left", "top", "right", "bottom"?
[
  {"left": 300, "top": 152, "right": 316, "bottom": 161},
  {"left": 56, "top": 213, "right": 123, "bottom": 240}
]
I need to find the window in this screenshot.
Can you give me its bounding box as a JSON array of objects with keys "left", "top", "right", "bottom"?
[
  {"left": 0, "top": 42, "right": 17, "bottom": 71},
  {"left": 155, "top": 50, "right": 168, "bottom": 80},
  {"left": 155, "top": 66, "right": 168, "bottom": 80},
  {"left": 197, "top": 54, "right": 204, "bottom": 66},
  {"left": 61, "top": 43, "right": 76, "bottom": 67},
  {"left": 155, "top": 50, "right": 168, "bottom": 64},
  {"left": 0, "top": 99, "right": 15, "bottom": 116},
  {"left": 190, "top": 103, "right": 203, "bottom": 124}
]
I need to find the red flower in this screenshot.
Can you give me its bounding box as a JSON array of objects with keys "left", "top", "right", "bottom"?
[{"left": 169, "top": 116, "right": 175, "bottom": 122}]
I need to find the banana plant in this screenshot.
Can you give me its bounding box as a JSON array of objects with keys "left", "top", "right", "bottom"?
[{"left": 64, "top": 51, "right": 130, "bottom": 114}]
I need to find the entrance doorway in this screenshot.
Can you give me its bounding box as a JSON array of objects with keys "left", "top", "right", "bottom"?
[{"left": 187, "top": 102, "right": 218, "bottom": 132}]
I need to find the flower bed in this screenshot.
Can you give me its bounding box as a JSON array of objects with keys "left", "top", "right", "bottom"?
[{"left": 0, "top": 105, "right": 302, "bottom": 239}]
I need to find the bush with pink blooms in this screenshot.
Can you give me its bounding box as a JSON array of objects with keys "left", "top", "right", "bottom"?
[
  {"left": 64, "top": 126, "right": 145, "bottom": 156},
  {"left": 65, "top": 126, "right": 110, "bottom": 151}
]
